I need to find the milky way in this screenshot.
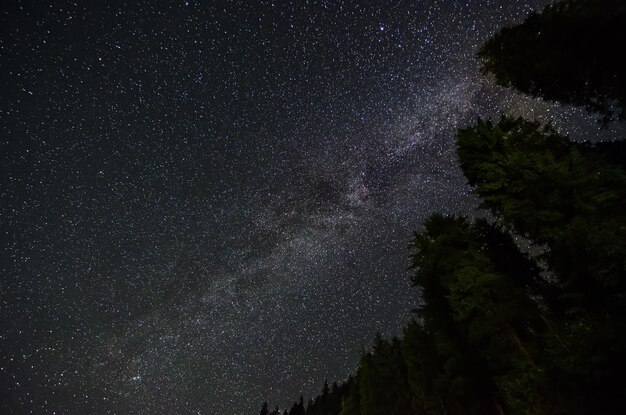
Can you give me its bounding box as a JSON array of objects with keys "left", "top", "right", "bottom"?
[{"left": 2, "top": 1, "right": 622, "bottom": 414}]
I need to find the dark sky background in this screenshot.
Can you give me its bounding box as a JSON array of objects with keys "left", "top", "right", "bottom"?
[{"left": 2, "top": 1, "right": 623, "bottom": 414}]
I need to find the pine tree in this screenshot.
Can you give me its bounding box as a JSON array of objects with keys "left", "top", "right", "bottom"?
[
  {"left": 289, "top": 396, "right": 305, "bottom": 415},
  {"left": 479, "top": 0, "right": 626, "bottom": 123},
  {"left": 410, "top": 214, "right": 550, "bottom": 413},
  {"left": 457, "top": 117, "right": 626, "bottom": 413},
  {"left": 456, "top": 116, "right": 626, "bottom": 308},
  {"left": 338, "top": 374, "right": 360, "bottom": 415}
]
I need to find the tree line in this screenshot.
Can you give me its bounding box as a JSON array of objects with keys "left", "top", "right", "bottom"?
[{"left": 254, "top": 1, "right": 626, "bottom": 413}]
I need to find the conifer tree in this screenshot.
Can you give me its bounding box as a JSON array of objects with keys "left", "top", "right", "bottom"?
[
  {"left": 457, "top": 116, "right": 626, "bottom": 308},
  {"left": 410, "top": 214, "right": 551, "bottom": 413},
  {"left": 479, "top": 0, "right": 626, "bottom": 123}
]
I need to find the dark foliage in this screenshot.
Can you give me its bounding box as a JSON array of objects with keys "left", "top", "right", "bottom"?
[
  {"left": 457, "top": 116, "right": 626, "bottom": 308},
  {"left": 479, "top": 0, "right": 626, "bottom": 123},
  {"left": 456, "top": 116, "right": 626, "bottom": 412}
]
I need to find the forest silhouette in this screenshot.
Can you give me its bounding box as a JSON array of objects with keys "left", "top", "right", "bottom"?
[{"left": 255, "top": 1, "right": 626, "bottom": 413}]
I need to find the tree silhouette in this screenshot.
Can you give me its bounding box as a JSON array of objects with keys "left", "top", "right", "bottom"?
[
  {"left": 479, "top": 0, "right": 626, "bottom": 123},
  {"left": 457, "top": 116, "right": 626, "bottom": 308}
]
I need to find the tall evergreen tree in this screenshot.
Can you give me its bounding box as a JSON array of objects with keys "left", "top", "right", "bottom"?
[
  {"left": 401, "top": 321, "right": 435, "bottom": 413},
  {"left": 457, "top": 117, "right": 626, "bottom": 412},
  {"left": 356, "top": 334, "right": 412, "bottom": 415},
  {"left": 410, "top": 214, "right": 552, "bottom": 413},
  {"left": 338, "top": 374, "right": 360, "bottom": 415},
  {"left": 457, "top": 116, "right": 626, "bottom": 308},
  {"left": 479, "top": 0, "right": 626, "bottom": 123},
  {"left": 289, "top": 396, "right": 305, "bottom": 415}
]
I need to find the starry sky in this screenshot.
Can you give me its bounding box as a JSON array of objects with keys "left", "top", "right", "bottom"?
[{"left": 2, "top": 1, "right": 624, "bottom": 414}]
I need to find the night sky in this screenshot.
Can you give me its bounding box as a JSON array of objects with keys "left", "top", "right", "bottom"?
[{"left": 2, "top": 1, "right": 623, "bottom": 414}]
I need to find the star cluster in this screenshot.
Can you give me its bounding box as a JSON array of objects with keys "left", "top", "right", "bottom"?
[{"left": 1, "top": 1, "right": 620, "bottom": 414}]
